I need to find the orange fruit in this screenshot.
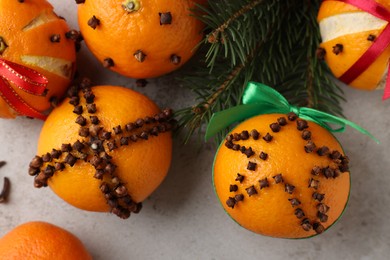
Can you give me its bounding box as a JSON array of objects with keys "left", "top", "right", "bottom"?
[
  {"left": 0, "top": 0, "right": 77, "bottom": 119},
  {"left": 77, "top": 0, "right": 206, "bottom": 79},
  {"left": 318, "top": 0, "right": 390, "bottom": 91},
  {"left": 0, "top": 221, "right": 91, "bottom": 260},
  {"left": 213, "top": 113, "right": 350, "bottom": 238},
  {"left": 28, "top": 83, "right": 173, "bottom": 218}
]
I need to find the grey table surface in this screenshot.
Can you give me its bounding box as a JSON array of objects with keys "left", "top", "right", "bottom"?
[{"left": 0, "top": 1, "right": 389, "bottom": 259}]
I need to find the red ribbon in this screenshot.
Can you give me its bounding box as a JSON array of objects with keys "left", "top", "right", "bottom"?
[
  {"left": 0, "top": 58, "right": 48, "bottom": 120},
  {"left": 329, "top": 0, "right": 390, "bottom": 100}
]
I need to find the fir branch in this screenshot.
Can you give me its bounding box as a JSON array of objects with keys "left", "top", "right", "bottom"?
[{"left": 177, "top": 0, "right": 344, "bottom": 143}]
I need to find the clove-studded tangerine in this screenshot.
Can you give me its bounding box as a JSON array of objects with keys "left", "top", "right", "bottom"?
[
  {"left": 28, "top": 82, "right": 173, "bottom": 218},
  {"left": 0, "top": 0, "right": 77, "bottom": 119},
  {"left": 77, "top": 0, "right": 207, "bottom": 79},
  {"left": 213, "top": 113, "right": 350, "bottom": 238}
]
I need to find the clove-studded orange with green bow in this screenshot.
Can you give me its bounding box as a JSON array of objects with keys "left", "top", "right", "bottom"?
[{"left": 209, "top": 82, "right": 376, "bottom": 238}]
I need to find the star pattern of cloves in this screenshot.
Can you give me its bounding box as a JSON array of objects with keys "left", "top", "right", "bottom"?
[
  {"left": 28, "top": 79, "right": 175, "bottom": 219},
  {"left": 223, "top": 112, "right": 349, "bottom": 234}
]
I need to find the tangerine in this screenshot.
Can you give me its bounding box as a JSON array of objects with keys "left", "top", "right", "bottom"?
[
  {"left": 0, "top": 221, "right": 91, "bottom": 260},
  {"left": 213, "top": 113, "right": 350, "bottom": 238},
  {"left": 0, "top": 0, "right": 76, "bottom": 119},
  {"left": 318, "top": 0, "right": 390, "bottom": 91},
  {"left": 77, "top": 0, "right": 206, "bottom": 79},
  {"left": 29, "top": 83, "right": 173, "bottom": 219}
]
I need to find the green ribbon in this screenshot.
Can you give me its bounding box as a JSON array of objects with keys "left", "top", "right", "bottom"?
[{"left": 205, "top": 82, "right": 379, "bottom": 143}]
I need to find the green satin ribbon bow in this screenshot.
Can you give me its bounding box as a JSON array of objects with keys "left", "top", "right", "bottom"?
[{"left": 205, "top": 82, "right": 378, "bottom": 143}]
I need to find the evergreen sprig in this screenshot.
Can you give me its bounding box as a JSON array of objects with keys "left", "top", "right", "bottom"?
[{"left": 176, "top": 0, "right": 343, "bottom": 143}]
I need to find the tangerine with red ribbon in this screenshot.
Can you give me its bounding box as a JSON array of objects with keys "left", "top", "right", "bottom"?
[
  {"left": 0, "top": 0, "right": 77, "bottom": 119},
  {"left": 318, "top": 0, "right": 390, "bottom": 100}
]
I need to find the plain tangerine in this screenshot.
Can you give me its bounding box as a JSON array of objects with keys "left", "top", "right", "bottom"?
[
  {"left": 37, "top": 86, "right": 172, "bottom": 212},
  {"left": 77, "top": 0, "right": 206, "bottom": 79},
  {"left": 0, "top": 0, "right": 76, "bottom": 118},
  {"left": 213, "top": 114, "right": 350, "bottom": 238},
  {"left": 0, "top": 221, "right": 91, "bottom": 260}
]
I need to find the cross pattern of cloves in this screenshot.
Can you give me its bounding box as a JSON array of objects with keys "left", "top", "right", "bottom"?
[
  {"left": 28, "top": 79, "right": 175, "bottom": 219},
  {"left": 223, "top": 113, "right": 349, "bottom": 234}
]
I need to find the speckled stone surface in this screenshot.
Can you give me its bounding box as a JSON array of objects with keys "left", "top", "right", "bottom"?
[{"left": 0, "top": 1, "right": 389, "bottom": 259}]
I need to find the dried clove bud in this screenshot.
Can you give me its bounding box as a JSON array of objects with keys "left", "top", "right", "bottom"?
[
  {"left": 43, "top": 165, "right": 55, "bottom": 177},
  {"left": 296, "top": 119, "right": 308, "bottom": 130},
  {"left": 29, "top": 156, "right": 43, "bottom": 168},
  {"left": 311, "top": 166, "right": 322, "bottom": 176},
  {"left": 103, "top": 58, "right": 115, "bottom": 68},
  {"left": 134, "top": 50, "right": 146, "bottom": 62},
  {"left": 42, "top": 153, "right": 52, "bottom": 163},
  {"left": 100, "top": 182, "right": 110, "bottom": 194},
  {"left": 115, "top": 185, "right": 128, "bottom": 197},
  {"left": 332, "top": 43, "right": 343, "bottom": 55},
  {"left": 367, "top": 34, "right": 376, "bottom": 41},
  {"left": 120, "top": 137, "right": 129, "bottom": 146},
  {"left": 317, "top": 212, "right": 329, "bottom": 223},
  {"left": 238, "top": 131, "right": 249, "bottom": 141},
  {"left": 73, "top": 105, "right": 83, "bottom": 115},
  {"left": 288, "top": 198, "right": 301, "bottom": 207},
  {"left": 304, "top": 141, "right": 316, "bottom": 153},
  {"left": 323, "top": 167, "right": 335, "bottom": 179},
  {"left": 234, "top": 194, "right": 244, "bottom": 202},
  {"left": 226, "top": 197, "right": 236, "bottom": 208},
  {"left": 87, "top": 104, "right": 97, "bottom": 114},
  {"left": 287, "top": 112, "right": 298, "bottom": 121},
  {"left": 316, "top": 47, "right": 326, "bottom": 60},
  {"left": 113, "top": 125, "right": 122, "bottom": 135},
  {"left": 250, "top": 129, "right": 260, "bottom": 140},
  {"left": 107, "top": 140, "right": 117, "bottom": 151},
  {"left": 75, "top": 115, "right": 87, "bottom": 126},
  {"left": 259, "top": 178, "right": 269, "bottom": 189},
  {"left": 90, "top": 116, "right": 100, "bottom": 125},
  {"left": 243, "top": 147, "right": 255, "bottom": 158},
  {"left": 270, "top": 123, "right": 281, "bottom": 132},
  {"left": 317, "top": 203, "right": 330, "bottom": 214},
  {"left": 235, "top": 173, "right": 244, "bottom": 183},
  {"left": 50, "top": 34, "right": 61, "bottom": 43},
  {"left": 301, "top": 130, "right": 311, "bottom": 140},
  {"left": 312, "top": 192, "right": 325, "bottom": 202},
  {"left": 72, "top": 140, "right": 84, "bottom": 152},
  {"left": 170, "top": 54, "right": 181, "bottom": 65},
  {"left": 69, "top": 96, "right": 80, "bottom": 106},
  {"left": 313, "top": 222, "right": 325, "bottom": 234},
  {"left": 301, "top": 218, "right": 312, "bottom": 231},
  {"left": 233, "top": 133, "right": 241, "bottom": 141},
  {"left": 79, "top": 127, "right": 90, "bottom": 137},
  {"left": 229, "top": 184, "right": 238, "bottom": 192},
  {"left": 245, "top": 185, "right": 257, "bottom": 196},
  {"left": 55, "top": 162, "right": 65, "bottom": 171},
  {"left": 317, "top": 146, "right": 330, "bottom": 156},
  {"left": 64, "top": 154, "right": 77, "bottom": 167},
  {"left": 273, "top": 174, "right": 284, "bottom": 184},
  {"left": 277, "top": 117, "right": 287, "bottom": 126},
  {"left": 50, "top": 149, "right": 62, "bottom": 159},
  {"left": 294, "top": 208, "right": 305, "bottom": 219},
  {"left": 232, "top": 144, "right": 240, "bottom": 151},
  {"left": 308, "top": 178, "right": 319, "bottom": 190},
  {"left": 247, "top": 161, "right": 257, "bottom": 171},
  {"left": 87, "top": 15, "right": 100, "bottom": 29},
  {"left": 159, "top": 12, "right": 172, "bottom": 25},
  {"left": 263, "top": 133, "right": 273, "bottom": 142},
  {"left": 101, "top": 130, "right": 112, "bottom": 140},
  {"left": 330, "top": 150, "right": 342, "bottom": 160},
  {"left": 285, "top": 183, "right": 295, "bottom": 194},
  {"left": 259, "top": 152, "right": 268, "bottom": 160},
  {"left": 61, "top": 143, "right": 72, "bottom": 153}
]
